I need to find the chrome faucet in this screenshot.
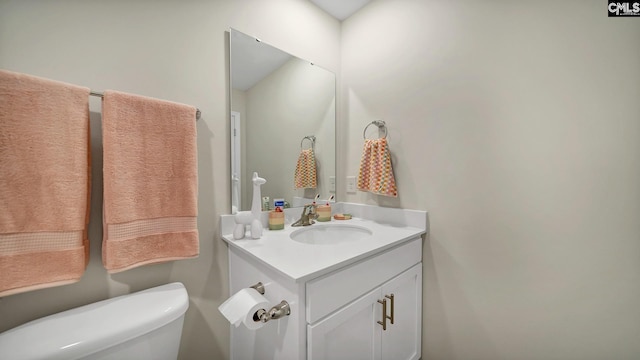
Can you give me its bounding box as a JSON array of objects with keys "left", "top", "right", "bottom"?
[{"left": 291, "top": 203, "right": 317, "bottom": 227}]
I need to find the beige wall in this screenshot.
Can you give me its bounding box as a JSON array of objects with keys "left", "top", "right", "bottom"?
[
  {"left": 0, "top": 1, "right": 339, "bottom": 359},
  {"left": 341, "top": 0, "right": 640, "bottom": 359}
]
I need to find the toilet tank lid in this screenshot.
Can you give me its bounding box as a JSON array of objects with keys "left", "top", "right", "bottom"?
[{"left": 0, "top": 282, "right": 189, "bottom": 360}]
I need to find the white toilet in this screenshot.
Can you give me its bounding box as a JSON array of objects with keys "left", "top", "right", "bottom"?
[{"left": 0, "top": 282, "right": 189, "bottom": 360}]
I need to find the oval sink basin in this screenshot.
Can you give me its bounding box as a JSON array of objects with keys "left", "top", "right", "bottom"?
[{"left": 290, "top": 224, "right": 373, "bottom": 245}]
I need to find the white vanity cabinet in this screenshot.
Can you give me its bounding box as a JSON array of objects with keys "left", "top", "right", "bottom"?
[
  {"left": 307, "top": 263, "right": 422, "bottom": 360},
  {"left": 222, "top": 203, "right": 428, "bottom": 360},
  {"left": 227, "top": 236, "right": 423, "bottom": 360},
  {"left": 304, "top": 235, "right": 422, "bottom": 360}
]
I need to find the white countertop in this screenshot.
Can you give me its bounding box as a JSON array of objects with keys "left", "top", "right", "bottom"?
[{"left": 220, "top": 203, "right": 428, "bottom": 282}]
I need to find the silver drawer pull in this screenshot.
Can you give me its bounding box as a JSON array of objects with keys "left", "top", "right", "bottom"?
[
  {"left": 377, "top": 298, "right": 387, "bottom": 330},
  {"left": 385, "top": 294, "right": 394, "bottom": 325}
]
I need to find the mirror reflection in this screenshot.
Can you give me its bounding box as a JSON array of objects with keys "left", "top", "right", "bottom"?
[{"left": 229, "top": 28, "right": 336, "bottom": 213}]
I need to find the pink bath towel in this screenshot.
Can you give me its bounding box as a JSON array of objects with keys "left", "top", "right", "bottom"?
[
  {"left": 102, "top": 90, "right": 199, "bottom": 273},
  {"left": 0, "top": 69, "right": 91, "bottom": 296}
]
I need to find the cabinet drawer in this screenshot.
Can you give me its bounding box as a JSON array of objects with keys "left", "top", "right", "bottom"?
[{"left": 306, "top": 237, "right": 421, "bottom": 324}]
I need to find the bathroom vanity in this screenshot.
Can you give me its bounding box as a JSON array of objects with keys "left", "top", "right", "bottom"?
[{"left": 220, "top": 203, "right": 428, "bottom": 360}]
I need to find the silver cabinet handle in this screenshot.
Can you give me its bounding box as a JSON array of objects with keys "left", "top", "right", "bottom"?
[
  {"left": 377, "top": 298, "right": 387, "bottom": 331},
  {"left": 385, "top": 294, "right": 394, "bottom": 325}
]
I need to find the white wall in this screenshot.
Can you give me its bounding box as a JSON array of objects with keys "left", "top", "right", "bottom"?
[
  {"left": 341, "top": 0, "right": 640, "bottom": 359},
  {"left": 0, "top": 1, "right": 339, "bottom": 359}
]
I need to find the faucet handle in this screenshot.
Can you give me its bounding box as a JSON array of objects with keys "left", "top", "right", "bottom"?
[
  {"left": 307, "top": 203, "right": 318, "bottom": 216},
  {"left": 304, "top": 204, "right": 317, "bottom": 224},
  {"left": 292, "top": 203, "right": 319, "bottom": 227}
]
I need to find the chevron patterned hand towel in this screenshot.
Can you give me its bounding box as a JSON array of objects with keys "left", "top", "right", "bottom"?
[
  {"left": 294, "top": 148, "right": 317, "bottom": 189},
  {"left": 357, "top": 138, "right": 398, "bottom": 197}
]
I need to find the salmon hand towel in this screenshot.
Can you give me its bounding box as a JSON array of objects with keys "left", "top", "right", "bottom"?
[
  {"left": 294, "top": 148, "right": 317, "bottom": 189},
  {"left": 357, "top": 138, "right": 398, "bottom": 197},
  {"left": 0, "top": 69, "right": 91, "bottom": 296},
  {"left": 102, "top": 90, "right": 199, "bottom": 273}
]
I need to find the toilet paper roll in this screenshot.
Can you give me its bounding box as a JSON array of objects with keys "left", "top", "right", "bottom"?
[{"left": 218, "top": 288, "right": 269, "bottom": 330}]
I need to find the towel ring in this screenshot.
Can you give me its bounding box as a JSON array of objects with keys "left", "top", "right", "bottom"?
[
  {"left": 301, "top": 135, "right": 316, "bottom": 150},
  {"left": 363, "top": 120, "right": 387, "bottom": 139}
]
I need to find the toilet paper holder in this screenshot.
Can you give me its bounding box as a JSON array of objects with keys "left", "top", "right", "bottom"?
[
  {"left": 250, "top": 282, "right": 265, "bottom": 295},
  {"left": 248, "top": 282, "right": 291, "bottom": 323},
  {"left": 253, "top": 300, "right": 291, "bottom": 323}
]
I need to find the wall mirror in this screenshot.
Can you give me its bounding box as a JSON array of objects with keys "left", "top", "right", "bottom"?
[{"left": 229, "top": 28, "right": 336, "bottom": 213}]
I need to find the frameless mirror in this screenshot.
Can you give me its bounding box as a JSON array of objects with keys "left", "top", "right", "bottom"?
[{"left": 229, "top": 28, "right": 336, "bottom": 213}]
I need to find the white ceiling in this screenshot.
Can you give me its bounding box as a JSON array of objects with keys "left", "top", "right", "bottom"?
[{"left": 309, "top": 0, "right": 371, "bottom": 20}]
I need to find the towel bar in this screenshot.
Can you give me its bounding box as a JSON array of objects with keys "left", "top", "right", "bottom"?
[{"left": 89, "top": 91, "right": 201, "bottom": 120}]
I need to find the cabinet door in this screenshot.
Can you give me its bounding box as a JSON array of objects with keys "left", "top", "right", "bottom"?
[
  {"left": 308, "top": 288, "right": 383, "bottom": 360},
  {"left": 380, "top": 263, "right": 422, "bottom": 360}
]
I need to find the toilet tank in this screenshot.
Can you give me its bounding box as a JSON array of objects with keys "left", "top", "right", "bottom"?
[{"left": 0, "top": 282, "right": 189, "bottom": 360}]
